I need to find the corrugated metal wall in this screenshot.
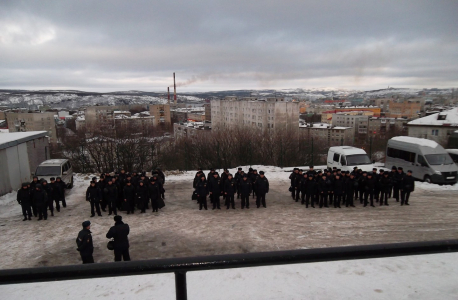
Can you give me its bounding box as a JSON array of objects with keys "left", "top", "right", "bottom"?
[
  {"left": 0, "top": 144, "right": 34, "bottom": 197},
  {"left": 0, "top": 149, "right": 12, "bottom": 196}
]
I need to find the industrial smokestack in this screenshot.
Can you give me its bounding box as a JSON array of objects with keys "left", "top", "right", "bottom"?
[
  {"left": 173, "top": 72, "right": 177, "bottom": 104},
  {"left": 167, "top": 87, "right": 170, "bottom": 104}
]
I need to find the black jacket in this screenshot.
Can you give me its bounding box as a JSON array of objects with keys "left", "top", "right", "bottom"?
[
  {"left": 304, "top": 178, "right": 317, "bottom": 195},
  {"left": 77, "top": 228, "right": 94, "bottom": 255},
  {"left": 86, "top": 185, "right": 102, "bottom": 201},
  {"left": 17, "top": 187, "right": 31, "bottom": 205},
  {"left": 135, "top": 185, "right": 149, "bottom": 202},
  {"left": 33, "top": 186, "right": 48, "bottom": 206},
  {"left": 224, "top": 179, "right": 237, "bottom": 195},
  {"left": 318, "top": 179, "right": 332, "bottom": 193},
  {"left": 207, "top": 176, "right": 222, "bottom": 194},
  {"left": 106, "top": 221, "right": 130, "bottom": 250},
  {"left": 123, "top": 185, "right": 136, "bottom": 200},
  {"left": 379, "top": 176, "right": 392, "bottom": 192},
  {"left": 104, "top": 184, "right": 118, "bottom": 200},
  {"left": 148, "top": 182, "right": 161, "bottom": 200},
  {"left": 333, "top": 178, "right": 345, "bottom": 195},
  {"left": 402, "top": 175, "right": 415, "bottom": 192},
  {"left": 238, "top": 179, "right": 252, "bottom": 195},
  {"left": 195, "top": 180, "right": 208, "bottom": 196},
  {"left": 255, "top": 176, "right": 269, "bottom": 194}
]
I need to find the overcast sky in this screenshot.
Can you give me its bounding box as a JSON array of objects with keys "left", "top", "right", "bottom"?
[{"left": 0, "top": 0, "right": 457, "bottom": 92}]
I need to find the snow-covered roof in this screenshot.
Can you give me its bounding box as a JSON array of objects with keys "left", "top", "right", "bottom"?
[
  {"left": 408, "top": 107, "right": 458, "bottom": 126},
  {"left": 0, "top": 131, "right": 48, "bottom": 150},
  {"left": 391, "top": 136, "right": 438, "bottom": 148},
  {"left": 329, "top": 146, "right": 367, "bottom": 155},
  {"left": 333, "top": 126, "right": 352, "bottom": 130}
]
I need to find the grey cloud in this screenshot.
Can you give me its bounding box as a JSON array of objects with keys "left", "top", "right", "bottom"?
[{"left": 0, "top": 0, "right": 457, "bottom": 91}]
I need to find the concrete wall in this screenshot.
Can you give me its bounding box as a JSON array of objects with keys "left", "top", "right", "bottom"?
[
  {"left": 407, "top": 126, "right": 454, "bottom": 147},
  {"left": 6, "top": 112, "right": 57, "bottom": 143}
]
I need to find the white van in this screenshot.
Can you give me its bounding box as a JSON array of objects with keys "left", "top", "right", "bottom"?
[
  {"left": 34, "top": 159, "right": 74, "bottom": 188},
  {"left": 386, "top": 137, "right": 458, "bottom": 184},
  {"left": 446, "top": 149, "right": 458, "bottom": 167},
  {"left": 327, "top": 146, "right": 375, "bottom": 172}
]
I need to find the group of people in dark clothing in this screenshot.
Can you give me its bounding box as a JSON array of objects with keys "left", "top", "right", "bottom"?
[
  {"left": 289, "top": 165, "right": 415, "bottom": 208},
  {"left": 193, "top": 167, "right": 270, "bottom": 210},
  {"left": 16, "top": 176, "right": 67, "bottom": 221},
  {"left": 85, "top": 169, "right": 166, "bottom": 217},
  {"left": 76, "top": 215, "right": 130, "bottom": 264}
]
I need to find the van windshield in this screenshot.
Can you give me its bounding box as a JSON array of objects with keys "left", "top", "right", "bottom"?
[
  {"left": 425, "top": 154, "right": 454, "bottom": 165},
  {"left": 35, "top": 166, "right": 61, "bottom": 176},
  {"left": 346, "top": 154, "right": 372, "bottom": 166}
]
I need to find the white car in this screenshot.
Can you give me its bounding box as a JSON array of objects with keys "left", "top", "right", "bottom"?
[{"left": 34, "top": 159, "right": 74, "bottom": 188}]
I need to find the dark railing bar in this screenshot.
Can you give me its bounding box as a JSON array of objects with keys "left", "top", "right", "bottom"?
[
  {"left": 175, "top": 271, "right": 187, "bottom": 300},
  {"left": 0, "top": 239, "right": 457, "bottom": 285}
]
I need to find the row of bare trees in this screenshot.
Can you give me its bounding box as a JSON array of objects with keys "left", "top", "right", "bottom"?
[{"left": 53, "top": 122, "right": 407, "bottom": 173}]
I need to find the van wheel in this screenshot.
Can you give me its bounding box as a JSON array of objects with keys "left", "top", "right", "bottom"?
[
  {"left": 424, "top": 175, "right": 431, "bottom": 183},
  {"left": 68, "top": 176, "right": 74, "bottom": 189}
]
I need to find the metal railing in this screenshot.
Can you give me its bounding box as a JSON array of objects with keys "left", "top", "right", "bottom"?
[{"left": 0, "top": 239, "right": 457, "bottom": 300}]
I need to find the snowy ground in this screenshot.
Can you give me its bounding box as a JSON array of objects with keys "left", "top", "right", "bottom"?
[
  {"left": 0, "top": 166, "right": 458, "bottom": 299},
  {"left": 1, "top": 253, "right": 457, "bottom": 300}
]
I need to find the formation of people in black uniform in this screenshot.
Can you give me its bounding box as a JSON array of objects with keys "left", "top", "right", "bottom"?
[
  {"left": 85, "top": 169, "right": 166, "bottom": 217},
  {"left": 16, "top": 176, "right": 67, "bottom": 221},
  {"left": 288, "top": 165, "right": 415, "bottom": 208},
  {"left": 193, "top": 167, "right": 270, "bottom": 210}
]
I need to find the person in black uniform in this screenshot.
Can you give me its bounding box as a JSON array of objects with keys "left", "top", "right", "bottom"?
[
  {"left": 303, "top": 174, "right": 316, "bottom": 208},
  {"left": 29, "top": 176, "right": 39, "bottom": 217},
  {"left": 208, "top": 172, "right": 222, "bottom": 210},
  {"left": 55, "top": 177, "right": 67, "bottom": 209},
  {"left": 289, "top": 168, "right": 299, "bottom": 199},
  {"left": 333, "top": 174, "right": 343, "bottom": 208},
  {"left": 401, "top": 170, "right": 415, "bottom": 206},
  {"left": 104, "top": 180, "right": 118, "bottom": 216},
  {"left": 345, "top": 173, "right": 357, "bottom": 207},
  {"left": 86, "top": 181, "right": 102, "bottom": 217},
  {"left": 364, "top": 172, "right": 376, "bottom": 207},
  {"left": 41, "top": 179, "right": 54, "bottom": 217},
  {"left": 379, "top": 172, "right": 392, "bottom": 206},
  {"left": 234, "top": 168, "right": 243, "bottom": 199},
  {"left": 123, "top": 180, "right": 136, "bottom": 214},
  {"left": 250, "top": 170, "right": 259, "bottom": 199},
  {"left": 239, "top": 174, "right": 252, "bottom": 209},
  {"left": 17, "top": 182, "right": 32, "bottom": 221},
  {"left": 224, "top": 174, "right": 237, "bottom": 209},
  {"left": 106, "top": 216, "right": 130, "bottom": 262},
  {"left": 76, "top": 221, "right": 94, "bottom": 264},
  {"left": 255, "top": 171, "right": 269, "bottom": 208},
  {"left": 148, "top": 176, "right": 162, "bottom": 213},
  {"left": 136, "top": 181, "right": 149, "bottom": 213},
  {"left": 293, "top": 170, "right": 302, "bottom": 202},
  {"left": 33, "top": 184, "right": 48, "bottom": 220},
  {"left": 392, "top": 166, "right": 405, "bottom": 202},
  {"left": 318, "top": 174, "right": 331, "bottom": 208},
  {"left": 196, "top": 175, "right": 208, "bottom": 210}
]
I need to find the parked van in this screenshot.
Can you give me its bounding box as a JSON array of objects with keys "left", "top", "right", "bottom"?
[
  {"left": 386, "top": 137, "right": 458, "bottom": 184},
  {"left": 446, "top": 149, "right": 458, "bottom": 166},
  {"left": 327, "top": 146, "right": 375, "bottom": 172},
  {"left": 34, "top": 159, "right": 74, "bottom": 188}
]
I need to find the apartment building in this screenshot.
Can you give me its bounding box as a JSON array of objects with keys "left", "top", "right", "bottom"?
[
  {"left": 299, "top": 123, "right": 354, "bottom": 146},
  {"left": 85, "top": 105, "right": 148, "bottom": 129},
  {"left": 149, "top": 104, "right": 171, "bottom": 126},
  {"left": 5, "top": 112, "right": 57, "bottom": 143},
  {"left": 211, "top": 97, "right": 299, "bottom": 132},
  {"left": 388, "top": 100, "right": 421, "bottom": 119},
  {"left": 173, "top": 122, "right": 211, "bottom": 140}
]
